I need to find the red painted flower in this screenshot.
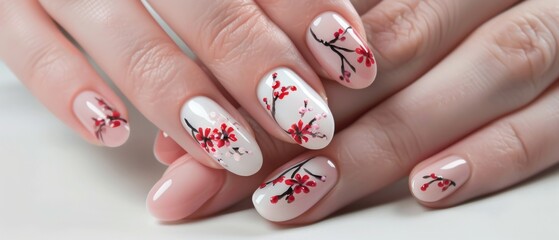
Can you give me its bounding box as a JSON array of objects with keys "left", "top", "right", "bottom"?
[
  {"left": 195, "top": 127, "right": 215, "bottom": 151},
  {"left": 273, "top": 176, "right": 285, "bottom": 185},
  {"left": 356, "top": 46, "right": 374, "bottom": 67},
  {"left": 285, "top": 174, "right": 317, "bottom": 194},
  {"left": 287, "top": 120, "right": 312, "bottom": 144},
  {"left": 333, "top": 28, "right": 346, "bottom": 41},
  {"left": 214, "top": 123, "right": 237, "bottom": 148}
]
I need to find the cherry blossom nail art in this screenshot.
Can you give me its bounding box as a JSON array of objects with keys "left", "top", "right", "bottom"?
[
  {"left": 73, "top": 91, "right": 129, "bottom": 147},
  {"left": 307, "top": 12, "right": 377, "bottom": 89},
  {"left": 257, "top": 68, "right": 334, "bottom": 149},
  {"left": 253, "top": 156, "right": 337, "bottom": 222},
  {"left": 180, "top": 96, "right": 262, "bottom": 176},
  {"left": 411, "top": 156, "right": 470, "bottom": 202}
]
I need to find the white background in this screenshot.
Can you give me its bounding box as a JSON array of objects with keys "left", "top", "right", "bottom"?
[{"left": 1, "top": 61, "right": 558, "bottom": 239}]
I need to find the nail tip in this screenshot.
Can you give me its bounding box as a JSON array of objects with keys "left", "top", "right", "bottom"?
[
  {"left": 230, "top": 153, "right": 263, "bottom": 176},
  {"left": 103, "top": 125, "right": 131, "bottom": 148}
]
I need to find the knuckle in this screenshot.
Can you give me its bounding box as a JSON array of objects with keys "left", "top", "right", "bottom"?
[
  {"left": 26, "top": 41, "right": 75, "bottom": 90},
  {"left": 484, "top": 10, "right": 559, "bottom": 91},
  {"left": 197, "top": 1, "right": 265, "bottom": 63},
  {"left": 365, "top": 0, "right": 447, "bottom": 66},
  {"left": 356, "top": 107, "right": 423, "bottom": 173},
  {"left": 0, "top": 1, "right": 16, "bottom": 24},
  {"left": 493, "top": 121, "right": 532, "bottom": 173},
  {"left": 123, "top": 38, "right": 185, "bottom": 106}
]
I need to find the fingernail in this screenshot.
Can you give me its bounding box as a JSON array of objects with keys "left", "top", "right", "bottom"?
[
  {"left": 180, "top": 96, "right": 263, "bottom": 176},
  {"left": 147, "top": 156, "right": 224, "bottom": 221},
  {"left": 73, "top": 91, "right": 130, "bottom": 147},
  {"left": 257, "top": 68, "right": 334, "bottom": 149},
  {"left": 307, "top": 12, "right": 377, "bottom": 89},
  {"left": 252, "top": 156, "right": 337, "bottom": 222},
  {"left": 411, "top": 156, "right": 471, "bottom": 202}
]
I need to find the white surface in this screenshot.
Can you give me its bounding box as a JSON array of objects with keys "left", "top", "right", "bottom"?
[{"left": 1, "top": 63, "right": 559, "bottom": 239}]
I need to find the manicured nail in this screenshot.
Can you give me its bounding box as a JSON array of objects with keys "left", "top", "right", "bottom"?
[
  {"left": 411, "top": 156, "right": 471, "bottom": 202},
  {"left": 180, "top": 96, "right": 263, "bottom": 176},
  {"left": 147, "top": 156, "right": 224, "bottom": 221},
  {"left": 73, "top": 91, "right": 130, "bottom": 147},
  {"left": 307, "top": 12, "right": 377, "bottom": 89},
  {"left": 257, "top": 68, "right": 334, "bottom": 149},
  {"left": 252, "top": 156, "right": 337, "bottom": 222}
]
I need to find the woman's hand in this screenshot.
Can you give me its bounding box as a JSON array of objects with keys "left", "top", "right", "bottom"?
[
  {"left": 148, "top": 0, "right": 559, "bottom": 223},
  {"left": 0, "top": 0, "right": 376, "bottom": 176}
]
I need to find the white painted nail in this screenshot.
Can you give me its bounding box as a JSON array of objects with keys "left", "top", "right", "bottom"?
[
  {"left": 253, "top": 156, "right": 338, "bottom": 222},
  {"left": 257, "top": 68, "right": 334, "bottom": 149},
  {"left": 180, "top": 96, "right": 263, "bottom": 176}
]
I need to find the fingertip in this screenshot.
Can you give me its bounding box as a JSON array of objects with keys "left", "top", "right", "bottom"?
[
  {"left": 147, "top": 155, "right": 225, "bottom": 222},
  {"left": 153, "top": 130, "right": 186, "bottom": 165}
]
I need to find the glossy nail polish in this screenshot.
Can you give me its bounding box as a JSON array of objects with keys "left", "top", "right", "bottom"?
[
  {"left": 147, "top": 156, "right": 224, "bottom": 221},
  {"left": 180, "top": 96, "right": 263, "bottom": 176},
  {"left": 257, "top": 68, "right": 334, "bottom": 149},
  {"left": 73, "top": 91, "right": 130, "bottom": 147},
  {"left": 253, "top": 156, "right": 337, "bottom": 222},
  {"left": 307, "top": 12, "right": 377, "bottom": 89},
  {"left": 411, "top": 156, "right": 471, "bottom": 202}
]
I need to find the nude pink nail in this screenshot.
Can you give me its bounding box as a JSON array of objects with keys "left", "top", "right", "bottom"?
[
  {"left": 252, "top": 156, "right": 337, "bottom": 222},
  {"left": 307, "top": 12, "right": 377, "bottom": 89},
  {"left": 411, "top": 156, "right": 471, "bottom": 202},
  {"left": 147, "top": 155, "right": 224, "bottom": 221},
  {"left": 73, "top": 91, "right": 129, "bottom": 147}
]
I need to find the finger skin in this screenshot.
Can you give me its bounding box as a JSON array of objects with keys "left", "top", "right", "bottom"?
[
  {"left": 253, "top": 0, "right": 559, "bottom": 224},
  {"left": 154, "top": 131, "right": 186, "bottom": 165},
  {"left": 410, "top": 80, "right": 559, "bottom": 207},
  {"left": 147, "top": 0, "right": 335, "bottom": 149},
  {"left": 147, "top": 0, "right": 522, "bottom": 221},
  {"left": 0, "top": 0, "right": 130, "bottom": 147},
  {"left": 38, "top": 0, "right": 263, "bottom": 176}
]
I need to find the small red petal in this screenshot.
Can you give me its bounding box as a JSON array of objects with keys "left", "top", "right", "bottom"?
[
  {"left": 355, "top": 47, "right": 363, "bottom": 54},
  {"left": 270, "top": 196, "right": 279, "bottom": 204},
  {"left": 357, "top": 56, "right": 364, "bottom": 63},
  {"left": 294, "top": 186, "right": 301, "bottom": 194},
  {"left": 112, "top": 111, "right": 120, "bottom": 118},
  {"left": 287, "top": 195, "right": 295, "bottom": 203},
  {"left": 110, "top": 121, "right": 121, "bottom": 128},
  {"left": 272, "top": 81, "right": 280, "bottom": 89}
]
